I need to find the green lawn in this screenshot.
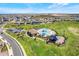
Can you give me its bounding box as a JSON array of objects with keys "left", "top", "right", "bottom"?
[
  {"left": 0, "top": 39, "right": 1, "bottom": 42},
  {"left": 4, "top": 21, "right": 79, "bottom": 56}
]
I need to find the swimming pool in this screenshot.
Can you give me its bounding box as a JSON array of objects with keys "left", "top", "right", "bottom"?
[{"left": 37, "top": 28, "right": 56, "bottom": 37}]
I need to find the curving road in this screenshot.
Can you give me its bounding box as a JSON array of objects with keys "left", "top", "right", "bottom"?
[{"left": 0, "top": 31, "right": 24, "bottom": 56}]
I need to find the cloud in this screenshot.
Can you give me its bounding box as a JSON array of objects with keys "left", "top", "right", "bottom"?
[
  {"left": 48, "top": 4, "right": 79, "bottom": 13},
  {"left": 48, "top": 3, "right": 69, "bottom": 9}
]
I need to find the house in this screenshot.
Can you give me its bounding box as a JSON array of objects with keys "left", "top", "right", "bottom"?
[
  {"left": 8, "top": 28, "right": 23, "bottom": 33},
  {"left": 31, "top": 21, "right": 42, "bottom": 24},
  {"left": 0, "top": 14, "right": 79, "bottom": 24}
]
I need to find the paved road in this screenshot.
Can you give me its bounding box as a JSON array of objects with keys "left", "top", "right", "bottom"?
[{"left": 0, "top": 33, "right": 24, "bottom": 56}]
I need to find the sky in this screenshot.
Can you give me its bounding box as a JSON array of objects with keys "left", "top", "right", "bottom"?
[{"left": 0, "top": 3, "right": 79, "bottom": 14}]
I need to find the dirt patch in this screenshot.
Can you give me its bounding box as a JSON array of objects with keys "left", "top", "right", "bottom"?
[
  {"left": 68, "top": 27, "right": 79, "bottom": 36},
  {"left": 0, "top": 51, "right": 9, "bottom": 56}
]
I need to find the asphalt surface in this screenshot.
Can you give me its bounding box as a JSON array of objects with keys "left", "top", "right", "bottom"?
[{"left": 0, "top": 32, "right": 24, "bottom": 56}]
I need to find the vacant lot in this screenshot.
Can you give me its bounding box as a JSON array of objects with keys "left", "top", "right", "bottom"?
[{"left": 4, "top": 21, "right": 79, "bottom": 56}]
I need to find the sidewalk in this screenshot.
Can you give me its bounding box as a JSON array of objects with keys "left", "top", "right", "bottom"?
[{"left": 3, "top": 30, "right": 27, "bottom": 56}]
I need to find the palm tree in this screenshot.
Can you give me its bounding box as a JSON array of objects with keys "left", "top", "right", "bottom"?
[{"left": 1, "top": 43, "right": 7, "bottom": 52}]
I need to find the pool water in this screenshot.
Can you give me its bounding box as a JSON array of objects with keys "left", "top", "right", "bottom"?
[{"left": 37, "top": 28, "right": 55, "bottom": 37}]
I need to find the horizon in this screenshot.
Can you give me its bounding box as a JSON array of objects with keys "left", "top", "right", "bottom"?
[{"left": 1, "top": 13, "right": 79, "bottom": 15}]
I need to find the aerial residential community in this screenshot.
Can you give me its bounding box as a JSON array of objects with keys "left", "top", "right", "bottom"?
[{"left": 0, "top": 3, "right": 79, "bottom": 56}]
